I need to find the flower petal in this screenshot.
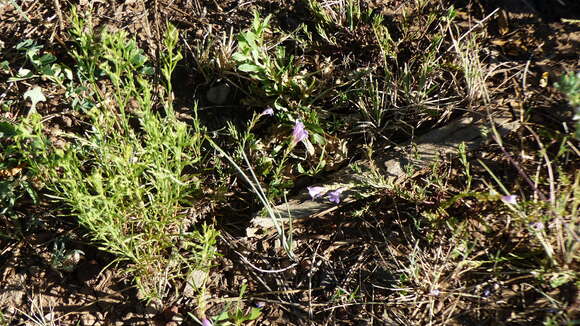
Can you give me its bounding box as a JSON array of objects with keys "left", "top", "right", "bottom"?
[
  {"left": 530, "top": 222, "right": 544, "bottom": 231},
  {"left": 292, "top": 120, "right": 309, "bottom": 144},
  {"left": 261, "top": 107, "right": 274, "bottom": 116},
  {"left": 307, "top": 186, "right": 326, "bottom": 199},
  {"left": 501, "top": 195, "right": 518, "bottom": 205},
  {"left": 328, "top": 188, "right": 345, "bottom": 204}
]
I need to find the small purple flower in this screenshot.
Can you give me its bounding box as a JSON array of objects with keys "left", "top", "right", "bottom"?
[
  {"left": 429, "top": 289, "right": 441, "bottom": 296},
  {"left": 328, "top": 188, "right": 345, "bottom": 204},
  {"left": 501, "top": 195, "right": 518, "bottom": 205},
  {"left": 482, "top": 288, "right": 492, "bottom": 297},
  {"left": 530, "top": 222, "right": 545, "bottom": 231},
  {"left": 291, "top": 120, "right": 309, "bottom": 145},
  {"left": 255, "top": 301, "right": 266, "bottom": 308},
  {"left": 201, "top": 318, "right": 212, "bottom": 326},
  {"left": 307, "top": 186, "right": 326, "bottom": 200},
  {"left": 260, "top": 107, "right": 274, "bottom": 116}
]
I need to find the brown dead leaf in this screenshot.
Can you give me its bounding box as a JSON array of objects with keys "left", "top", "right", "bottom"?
[
  {"left": 497, "top": 10, "right": 510, "bottom": 35},
  {"left": 491, "top": 39, "right": 508, "bottom": 46},
  {"left": 539, "top": 72, "right": 549, "bottom": 88},
  {"left": 0, "top": 164, "right": 25, "bottom": 179}
]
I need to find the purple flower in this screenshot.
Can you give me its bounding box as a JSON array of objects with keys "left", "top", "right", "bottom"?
[
  {"left": 328, "top": 188, "right": 345, "bottom": 204},
  {"left": 501, "top": 195, "right": 518, "bottom": 205},
  {"left": 307, "top": 186, "right": 326, "bottom": 200},
  {"left": 201, "top": 318, "right": 212, "bottom": 326},
  {"left": 482, "top": 288, "right": 492, "bottom": 297},
  {"left": 291, "top": 120, "right": 309, "bottom": 145},
  {"left": 260, "top": 107, "right": 274, "bottom": 116},
  {"left": 530, "top": 222, "right": 545, "bottom": 231},
  {"left": 429, "top": 289, "right": 441, "bottom": 296},
  {"left": 255, "top": 301, "right": 266, "bottom": 308}
]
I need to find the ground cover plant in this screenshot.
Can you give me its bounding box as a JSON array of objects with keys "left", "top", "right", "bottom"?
[{"left": 0, "top": 0, "right": 578, "bottom": 325}]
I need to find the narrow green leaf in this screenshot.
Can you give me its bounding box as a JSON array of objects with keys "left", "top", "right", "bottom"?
[
  {"left": 231, "top": 53, "right": 250, "bottom": 62},
  {"left": 238, "top": 63, "right": 261, "bottom": 73}
]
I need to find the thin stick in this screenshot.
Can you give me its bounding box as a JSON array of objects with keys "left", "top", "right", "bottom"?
[
  {"left": 522, "top": 57, "right": 532, "bottom": 98},
  {"left": 53, "top": 0, "right": 65, "bottom": 31},
  {"left": 442, "top": 8, "right": 500, "bottom": 56},
  {"left": 233, "top": 249, "right": 297, "bottom": 273},
  {"left": 488, "top": 120, "right": 548, "bottom": 201},
  {"left": 524, "top": 125, "right": 555, "bottom": 205}
]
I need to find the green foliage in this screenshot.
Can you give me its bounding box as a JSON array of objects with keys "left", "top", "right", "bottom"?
[
  {"left": 3, "top": 0, "right": 29, "bottom": 21},
  {"left": 555, "top": 71, "right": 580, "bottom": 138},
  {"left": 13, "top": 9, "right": 220, "bottom": 302},
  {"left": 309, "top": 2, "right": 462, "bottom": 141},
  {"left": 306, "top": 0, "right": 374, "bottom": 32},
  {"left": 556, "top": 71, "right": 580, "bottom": 107},
  {"left": 49, "top": 238, "right": 84, "bottom": 273},
  {"left": 213, "top": 304, "right": 261, "bottom": 326},
  {"left": 11, "top": 39, "right": 73, "bottom": 87},
  {"left": 232, "top": 12, "right": 316, "bottom": 109},
  {"left": 68, "top": 7, "right": 101, "bottom": 83},
  {"left": 197, "top": 282, "right": 262, "bottom": 326},
  {"left": 2, "top": 1, "right": 578, "bottom": 323},
  {"left": 207, "top": 134, "right": 295, "bottom": 259},
  {"left": 0, "top": 120, "right": 40, "bottom": 218}
]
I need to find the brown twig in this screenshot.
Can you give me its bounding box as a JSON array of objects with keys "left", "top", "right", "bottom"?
[
  {"left": 524, "top": 125, "right": 556, "bottom": 205},
  {"left": 52, "top": 0, "right": 65, "bottom": 31},
  {"left": 486, "top": 110, "right": 548, "bottom": 201}
]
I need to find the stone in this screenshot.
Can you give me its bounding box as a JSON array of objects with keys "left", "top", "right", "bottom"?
[{"left": 206, "top": 84, "right": 231, "bottom": 105}]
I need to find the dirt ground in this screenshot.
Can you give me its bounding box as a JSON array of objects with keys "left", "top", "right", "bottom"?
[{"left": 1, "top": 0, "right": 579, "bottom": 325}]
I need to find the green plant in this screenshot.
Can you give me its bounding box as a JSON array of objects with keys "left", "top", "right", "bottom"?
[
  {"left": 232, "top": 11, "right": 316, "bottom": 110},
  {"left": 207, "top": 134, "right": 295, "bottom": 260},
  {"left": 216, "top": 284, "right": 262, "bottom": 326},
  {"left": 10, "top": 39, "right": 73, "bottom": 88},
  {"left": 353, "top": 74, "right": 391, "bottom": 141},
  {"left": 49, "top": 238, "right": 84, "bottom": 273},
  {"left": 232, "top": 113, "right": 313, "bottom": 198},
  {"left": 457, "top": 142, "right": 472, "bottom": 191},
  {"left": 0, "top": 120, "right": 39, "bottom": 218},
  {"left": 192, "top": 282, "right": 262, "bottom": 326},
  {"left": 17, "top": 9, "right": 220, "bottom": 303},
  {"left": 331, "top": 286, "right": 360, "bottom": 304},
  {"left": 3, "top": 39, "right": 74, "bottom": 116},
  {"left": 2, "top": 0, "right": 29, "bottom": 22},
  {"left": 555, "top": 71, "right": 580, "bottom": 139},
  {"left": 306, "top": 0, "right": 373, "bottom": 32},
  {"left": 478, "top": 124, "right": 579, "bottom": 271},
  {"left": 451, "top": 32, "right": 490, "bottom": 104},
  {"left": 347, "top": 3, "right": 463, "bottom": 143},
  {"left": 190, "top": 27, "right": 237, "bottom": 83},
  {"left": 0, "top": 310, "right": 6, "bottom": 326}
]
